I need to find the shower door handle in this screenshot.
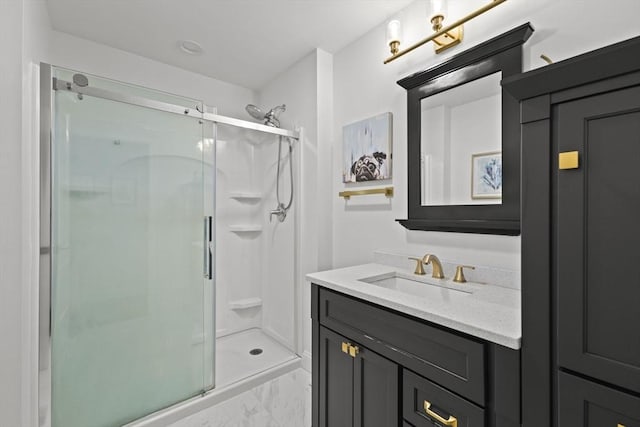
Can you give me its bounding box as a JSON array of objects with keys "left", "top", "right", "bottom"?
[{"left": 204, "top": 216, "right": 213, "bottom": 279}]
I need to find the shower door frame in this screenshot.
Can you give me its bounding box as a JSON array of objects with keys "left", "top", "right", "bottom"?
[{"left": 38, "top": 62, "right": 301, "bottom": 427}]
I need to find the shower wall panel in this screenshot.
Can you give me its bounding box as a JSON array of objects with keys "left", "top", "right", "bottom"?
[
  {"left": 214, "top": 124, "right": 296, "bottom": 352},
  {"left": 260, "top": 140, "right": 297, "bottom": 349},
  {"left": 214, "top": 125, "right": 267, "bottom": 337}
]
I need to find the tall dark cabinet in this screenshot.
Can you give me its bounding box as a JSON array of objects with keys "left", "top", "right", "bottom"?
[
  {"left": 555, "top": 86, "right": 640, "bottom": 395},
  {"left": 504, "top": 36, "right": 640, "bottom": 426}
]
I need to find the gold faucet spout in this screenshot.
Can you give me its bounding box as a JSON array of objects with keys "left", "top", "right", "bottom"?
[{"left": 422, "top": 254, "right": 445, "bottom": 279}]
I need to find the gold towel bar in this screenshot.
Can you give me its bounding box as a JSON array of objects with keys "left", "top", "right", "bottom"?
[{"left": 339, "top": 186, "right": 394, "bottom": 200}]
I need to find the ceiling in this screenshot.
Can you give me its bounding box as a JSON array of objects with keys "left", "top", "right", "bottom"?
[{"left": 47, "top": 0, "right": 414, "bottom": 90}]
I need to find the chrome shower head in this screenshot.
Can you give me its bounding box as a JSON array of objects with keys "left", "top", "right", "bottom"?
[
  {"left": 245, "top": 104, "right": 266, "bottom": 121},
  {"left": 245, "top": 104, "right": 286, "bottom": 128}
]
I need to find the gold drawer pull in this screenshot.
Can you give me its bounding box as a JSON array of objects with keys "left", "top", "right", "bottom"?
[
  {"left": 617, "top": 424, "right": 625, "bottom": 427},
  {"left": 424, "top": 400, "right": 458, "bottom": 427}
]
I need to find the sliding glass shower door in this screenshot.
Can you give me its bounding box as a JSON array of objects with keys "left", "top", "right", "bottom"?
[{"left": 50, "top": 82, "right": 214, "bottom": 427}]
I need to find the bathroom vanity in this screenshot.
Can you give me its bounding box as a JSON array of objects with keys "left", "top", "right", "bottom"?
[{"left": 308, "top": 263, "right": 521, "bottom": 427}]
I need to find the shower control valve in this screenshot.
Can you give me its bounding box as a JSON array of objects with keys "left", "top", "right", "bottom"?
[{"left": 270, "top": 203, "right": 288, "bottom": 223}]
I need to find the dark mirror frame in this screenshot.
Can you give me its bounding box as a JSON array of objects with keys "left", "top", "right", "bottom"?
[{"left": 397, "top": 23, "right": 533, "bottom": 235}]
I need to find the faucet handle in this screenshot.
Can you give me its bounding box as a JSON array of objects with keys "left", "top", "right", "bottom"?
[
  {"left": 453, "top": 265, "right": 475, "bottom": 283},
  {"left": 408, "top": 257, "right": 426, "bottom": 275}
]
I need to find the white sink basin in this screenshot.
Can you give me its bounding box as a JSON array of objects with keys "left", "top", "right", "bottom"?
[{"left": 360, "top": 273, "right": 472, "bottom": 300}]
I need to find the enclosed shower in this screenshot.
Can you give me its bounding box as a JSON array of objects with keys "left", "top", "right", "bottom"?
[{"left": 39, "top": 66, "right": 300, "bottom": 427}]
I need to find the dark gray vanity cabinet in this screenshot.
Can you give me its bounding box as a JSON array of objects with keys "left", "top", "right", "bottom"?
[
  {"left": 503, "top": 35, "right": 640, "bottom": 427},
  {"left": 311, "top": 284, "right": 521, "bottom": 427},
  {"left": 318, "top": 326, "right": 400, "bottom": 427}
]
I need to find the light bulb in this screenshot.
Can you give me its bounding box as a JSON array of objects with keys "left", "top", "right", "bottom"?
[
  {"left": 386, "top": 20, "right": 402, "bottom": 45},
  {"left": 429, "top": 0, "right": 448, "bottom": 20},
  {"left": 386, "top": 20, "right": 402, "bottom": 55}
]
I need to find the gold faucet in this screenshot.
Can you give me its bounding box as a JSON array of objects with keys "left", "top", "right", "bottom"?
[{"left": 422, "top": 254, "right": 445, "bottom": 279}]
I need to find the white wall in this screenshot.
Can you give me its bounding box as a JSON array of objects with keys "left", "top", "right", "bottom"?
[
  {"left": 1, "top": 2, "right": 27, "bottom": 425},
  {"left": 257, "top": 48, "right": 333, "bottom": 369},
  {"left": 332, "top": 0, "right": 640, "bottom": 271},
  {"left": 316, "top": 50, "right": 334, "bottom": 273},
  {"left": 0, "top": 1, "right": 51, "bottom": 426}
]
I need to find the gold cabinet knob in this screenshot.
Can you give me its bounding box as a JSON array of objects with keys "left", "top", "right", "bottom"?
[
  {"left": 341, "top": 342, "right": 350, "bottom": 354},
  {"left": 559, "top": 150, "right": 579, "bottom": 170},
  {"left": 349, "top": 345, "right": 359, "bottom": 358},
  {"left": 408, "top": 257, "right": 426, "bottom": 275},
  {"left": 453, "top": 265, "right": 475, "bottom": 283},
  {"left": 341, "top": 342, "right": 360, "bottom": 358}
]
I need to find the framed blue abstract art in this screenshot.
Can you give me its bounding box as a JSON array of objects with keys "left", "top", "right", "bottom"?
[{"left": 471, "top": 151, "right": 502, "bottom": 199}]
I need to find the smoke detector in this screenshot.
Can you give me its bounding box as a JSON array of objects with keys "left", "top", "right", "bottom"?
[{"left": 179, "top": 40, "right": 203, "bottom": 55}]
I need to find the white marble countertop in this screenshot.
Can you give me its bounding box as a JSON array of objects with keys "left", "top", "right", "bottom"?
[{"left": 306, "top": 263, "right": 521, "bottom": 350}]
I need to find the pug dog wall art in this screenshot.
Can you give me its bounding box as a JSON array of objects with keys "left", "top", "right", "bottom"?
[{"left": 342, "top": 113, "right": 392, "bottom": 183}]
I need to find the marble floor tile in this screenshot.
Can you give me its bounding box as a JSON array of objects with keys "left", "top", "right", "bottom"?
[{"left": 169, "top": 368, "right": 311, "bottom": 427}]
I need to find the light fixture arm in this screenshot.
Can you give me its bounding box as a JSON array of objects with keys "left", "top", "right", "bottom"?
[{"left": 384, "top": 0, "right": 507, "bottom": 64}]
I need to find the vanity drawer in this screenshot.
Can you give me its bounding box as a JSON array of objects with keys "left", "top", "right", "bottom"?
[
  {"left": 558, "top": 371, "right": 640, "bottom": 427},
  {"left": 318, "top": 288, "right": 485, "bottom": 404},
  {"left": 404, "top": 370, "right": 484, "bottom": 427}
]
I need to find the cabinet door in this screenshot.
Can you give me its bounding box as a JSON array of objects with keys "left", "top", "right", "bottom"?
[
  {"left": 555, "top": 84, "right": 640, "bottom": 394},
  {"left": 558, "top": 371, "right": 640, "bottom": 427},
  {"left": 319, "top": 327, "right": 354, "bottom": 427},
  {"left": 353, "top": 345, "right": 400, "bottom": 427}
]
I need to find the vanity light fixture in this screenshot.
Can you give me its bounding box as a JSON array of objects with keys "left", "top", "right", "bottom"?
[{"left": 384, "top": 0, "right": 507, "bottom": 64}]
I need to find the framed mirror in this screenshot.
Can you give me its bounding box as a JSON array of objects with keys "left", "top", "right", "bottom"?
[{"left": 397, "top": 23, "right": 533, "bottom": 235}]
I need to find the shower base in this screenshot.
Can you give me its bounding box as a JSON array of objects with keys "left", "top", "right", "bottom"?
[
  {"left": 215, "top": 328, "right": 297, "bottom": 388},
  {"left": 127, "top": 328, "right": 300, "bottom": 427}
]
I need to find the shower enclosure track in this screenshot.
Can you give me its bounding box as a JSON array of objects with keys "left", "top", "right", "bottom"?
[{"left": 52, "top": 77, "right": 300, "bottom": 139}]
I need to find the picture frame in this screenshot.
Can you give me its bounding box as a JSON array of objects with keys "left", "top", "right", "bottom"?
[
  {"left": 342, "top": 112, "right": 392, "bottom": 183},
  {"left": 471, "top": 151, "right": 502, "bottom": 199}
]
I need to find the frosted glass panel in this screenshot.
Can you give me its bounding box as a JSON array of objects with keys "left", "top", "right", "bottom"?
[{"left": 51, "top": 90, "right": 213, "bottom": 427}]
